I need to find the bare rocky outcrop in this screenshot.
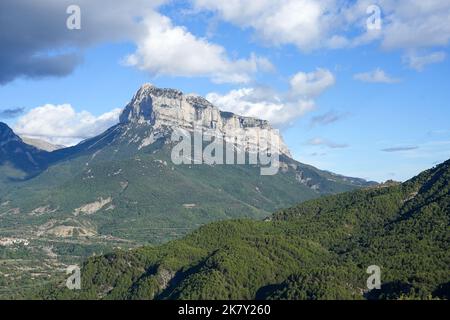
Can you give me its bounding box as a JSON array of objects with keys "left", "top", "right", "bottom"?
[
  {"left": 156, "top": 267, "right": 175, "bottom": 291},
  {"left": 73, "top": 197, "right": 112, "bottom": 216},
  {"left": 45, "top": 226, "right": 96, "bottom": 238}
]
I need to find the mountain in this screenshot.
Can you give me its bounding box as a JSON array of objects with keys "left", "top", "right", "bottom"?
[
  {"left": 0, "top": 85, "right": 377, "bottom": 297},
  {"left": 119, "top": 84, "right": 292, "bottom": 156},
  {"left": 20, "top": 136, "right": 65, "bottom": 152},
  {"left": 0, "top": 84, "right": 374, "bottom": 244},
  {"left": 39, "top": 159, "right": 449, "bottom": 300},
  {"left": 0, "top": 122, "right": 50, "bottom": 181}
]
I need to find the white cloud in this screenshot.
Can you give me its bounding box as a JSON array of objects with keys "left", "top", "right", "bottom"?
[
  {"left": 3, "top": 0, "right": 449, "bottom": 85},
  {"left": 353, "top": 68, "right": 400, "bottom": 83},
  {"left": 13, "top": 104, "right": 121, "bottom": 146},
  {"left": 307, "top": 137, "right": 348, "bottom": 149},
  {"left": 310, "top": 111, "right": 348, "bottom": 127},
  {"left": 1, "top": 0, "right": 272, "bottom": 85},
  {"left": 206, "top": 69, "right": 334, "bottom": 126},
  {"left": 192, "top": 0, "right": 450, "bottom": 68},
  {"left": 124, "top": 12, "right": 273, "bottom": 84},
  {"left": 207, "top": 88, "right": 315, "bottom": 126},
  {"left": 0, "top": 0, "right": 165, "bottom": 84},
  {"left": 289, "top": 69, "right": 336, "bottom": 97},
  {"left": 193, "top": 0, "right": 338, "bottom": 51},
  {"left": 402, "top": 51, "right": 447, "bottom": 71},
  {"left": 379, "top": 0, "right": 450, "bottom": 50}
]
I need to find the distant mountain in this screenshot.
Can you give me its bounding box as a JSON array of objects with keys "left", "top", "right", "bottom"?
[
  {"left": 0, "top": 84, "right": 374, "bottom": 246},
  {"left": 42, "top": 159, "right": 449, "bottom": 300},
  {"left": 0, "top": 122, "right": 50, "bottom": 180},
  {"left": 20, "top": 136, "right": 65, "bottom": 152}
]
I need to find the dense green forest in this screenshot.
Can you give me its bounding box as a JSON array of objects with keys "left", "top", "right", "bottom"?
[{"left": 36, "top": 159, "right": 450, "bottom": 300}]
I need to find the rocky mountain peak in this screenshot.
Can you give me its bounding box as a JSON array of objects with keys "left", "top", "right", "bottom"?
[
  {"left": 120, "top": 84, "right": 272, "bottom": 129},
  {"left": 119, "top": 84, "right": 292, "bottom": 156}
]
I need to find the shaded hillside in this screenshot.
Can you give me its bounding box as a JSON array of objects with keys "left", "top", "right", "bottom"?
[{"left": 0, "top": 122, "right": 50, "bottom": 181}]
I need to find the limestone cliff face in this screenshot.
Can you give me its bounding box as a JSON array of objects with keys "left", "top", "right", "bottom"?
[{"left": 119, "top": 84, "right": 292, "bottom": 156}]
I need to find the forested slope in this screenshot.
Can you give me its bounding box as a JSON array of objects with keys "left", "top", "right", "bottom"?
[{"left": 37, "top": 160, "right": 450, "bottom": 300}]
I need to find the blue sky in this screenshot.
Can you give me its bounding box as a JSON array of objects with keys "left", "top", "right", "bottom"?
[{"left": 0, "top": 0, "right": 449, "bottom": 182}]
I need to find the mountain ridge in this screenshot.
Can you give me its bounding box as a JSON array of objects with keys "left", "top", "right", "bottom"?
[
  {"left": 1, "top": 84, "right": 375, "bottom": 189},
  {"left": 19, "top": 136, "right": 65, "bottom": 152}
]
